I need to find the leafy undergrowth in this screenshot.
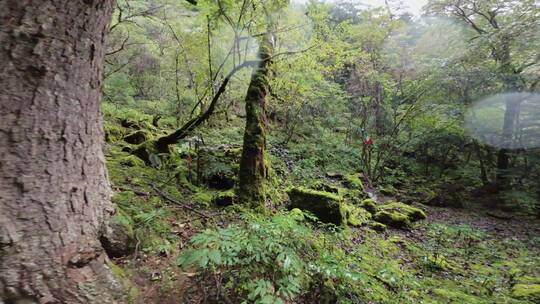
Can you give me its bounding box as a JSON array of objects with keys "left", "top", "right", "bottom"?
[
  {"left": 173, "top": 209, "right": 539, "bottom": 304},
  {"left": 102, "top": 103, "right": 539, "bottom": 304}
]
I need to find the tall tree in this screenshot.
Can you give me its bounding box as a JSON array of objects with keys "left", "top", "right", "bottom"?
[
  {"left": 0, "top": 1, "right": 121, "bottom": 302},
  {"left": 237, "top": 32, "right": 275, "bottom": 206}
]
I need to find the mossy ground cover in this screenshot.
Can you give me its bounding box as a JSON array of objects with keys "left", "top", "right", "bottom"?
[{"left": 102, "top": 102, "right": 540, "bottom": 303}]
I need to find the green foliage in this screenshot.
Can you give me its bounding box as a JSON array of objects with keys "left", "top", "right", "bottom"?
[
  {"left": 177, "top": 212, "right": 365, "bottom": 303},
  {"left": 99, "top": 1, "right": 540, "bottom": 302}
]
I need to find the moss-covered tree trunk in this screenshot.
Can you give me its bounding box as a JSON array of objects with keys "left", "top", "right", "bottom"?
[
  {"left": 237, "top": 33, "right": 274, "bottom": 207},
  {"left": 0, "top": 1, "right": 122, "bottom": 302}
]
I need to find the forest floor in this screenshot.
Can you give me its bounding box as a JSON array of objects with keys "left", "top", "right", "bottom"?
[
  {"left": 114, "top": 202, "right": 540, "bottom": 304},
  {"left": 103, "top": 105, "right": 539, "bottom": 303}
]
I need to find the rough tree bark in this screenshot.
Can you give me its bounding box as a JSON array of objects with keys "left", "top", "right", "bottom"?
[
  {"left": 237, "top": 33, "right": 274, "bottom": 206},
  {"left": 0, "top": 1, "right": 122, "bottom": 302}
]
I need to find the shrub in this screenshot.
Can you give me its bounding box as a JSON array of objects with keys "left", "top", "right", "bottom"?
[{"left": 177, "top": 212, "right": 365, "bottom": 303}]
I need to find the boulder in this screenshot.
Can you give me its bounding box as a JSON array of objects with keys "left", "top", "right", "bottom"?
[
  {"left": 343, "top": 204, "right": 372, "bottom": 227},
  {"left": 359, "top": 198, "right": 377, "bottom": 214},
  {"left": 373, "top": 211, "right": 411, "bottom": 229},
  {"left": 378, "top": 202, "right": 427, "bottom": 221},
  {"left": 287, "top": 187, "right": 345, "bottom": 225},
  {"left": 311, "top": 181, "right": 340, "bottom": 194},
  {"left": 199, "top": 146, "right": 240, "bottom": 190},
  {"left": 205, "top": 172, "right": 236, "bottom": 190},
  {"left": 212, "top": 190, "right": 235, "bottom": 207},
  {"left": 124, "top": 130, "right": 151, "bottom": 145},
  {"left": 100, "top": 215, "right": 135, "bottom": 258},
  {"left": 372, "top": 202, "right": 426, "bottom": 229},
  {"left": 289, "top": 208, "right": 305, "bottom": 221}
]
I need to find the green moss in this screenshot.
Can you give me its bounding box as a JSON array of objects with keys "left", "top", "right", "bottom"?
[
  {"left": 212, "top": 190, "right": 236, "bottom": 207},
  {"left": 132, "top": 140, "right": 161, "bottom": 166},
  {"left": 343, "top": 204, "right": 372, "bottom": 227},
  {"left": 423, "top": 254, "right": 456, "bottom": 272},
  {"left": 373, "top": 210, "right": 411, "bottom": 229},
  {"left": 343, "top": 174, "right": 364, "bottom": 191},
  {"left": 311, "top": 181, "right": 340, "bottom": 194},
  {"left": 359, "top": 198, "right": 377, "bottom": 214},
  {"left": 515, "top": 276, "right": 540, "bottom": 285},
  {"left": 112, "top": 191, "right": 137, "bottom": 208},
  {"left": 432, "top": 288, "right": 481, "bottom": 303},
  {"left": 511, "top": 284, "right": 540, "bottom": 300},
  {"left": 287, "top": 187, "right": 345, "bottom": 225},
  {"left": 369, "top": 222, "right": 387, "bottom": 231},
  {"left": 289, "top": 208, "right": 305, "bottom": 221},
  {"left": 379, "top": 185, "right": 397, "bottom": 196},
  {"left": 109, "top": 262, "right": 138, "bottom": 302},
  {"left": 123, "top": 129, "right": 152, "bottom": 145},
  {"left": 378, "top": 202, "right": 427, "bottom": 221},
  {"left": 416, "top": 187, "right": 437, "bottom": 204},
  {"left": 112, "top": 208, "right": 135, "bottom": 237},
  {"left": 104, "top": 123, "right": 126, "bottom": 143},
  {"left": 192, "top": 191, "right": 213, "bottom": 206},
  {"left": 119, "top": 155, "right": 146, "bottom": 167}
]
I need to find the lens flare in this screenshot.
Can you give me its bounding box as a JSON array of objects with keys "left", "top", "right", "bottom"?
[{"left": 465, "top": 92, "right": 540, "bottom": 150}]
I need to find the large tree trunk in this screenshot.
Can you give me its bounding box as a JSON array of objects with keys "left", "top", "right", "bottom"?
[
  {"left": 237, "top": 33, "right": 274, "bottom": 207},
  {"left": 0, "top": 1, "right": 122, "bottom": 302}
]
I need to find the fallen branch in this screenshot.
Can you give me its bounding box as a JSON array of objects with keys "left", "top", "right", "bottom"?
[
  {"left": 154, "top": 60, "right": 259, "bottom": 152},
  {"left": 150, "top": 183, "right": 212, "bottom": 220},
  {"left": 113, "top": 186, "right": 150, "bottom": 197}
]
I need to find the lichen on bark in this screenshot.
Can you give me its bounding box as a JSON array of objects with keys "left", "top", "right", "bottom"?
[{"left": 237, "top": 32, "right": 274, "bottom": 207}]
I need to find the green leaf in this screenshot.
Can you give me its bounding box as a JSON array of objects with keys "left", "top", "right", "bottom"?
[{"left": 208, "top": 249, "right": 222, "bottom": 265}]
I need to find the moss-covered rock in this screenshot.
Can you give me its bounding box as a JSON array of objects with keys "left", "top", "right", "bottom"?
[
  {"left": 325, "top": 171, "right": 344, "bottom": 179},
  {"left": 370, "top": 222, "right": 387, "bottom": 231},
  {"left": 359, "top": 198, "right": 377, "bottom": 214},
  {"left": 407, "top": 187, "right": 436, "bottom": 205},
  {"left": 287, "top": 187, "right": 345, "bottom": 225},
  {"left": 104, "top": 123, "right": 126, "bottom": 143},
  {"left": 343, "top": 204, "right": 372, "bottom": 227},
  {"left": 373, "top": 211, "right": 411, "bottom": 229},
  {"left": 311, "top": 181, "right": 340, "bottom": 194},
  {"left": 109, "top": 262, "right": 138, "bottom": 302},
  {"left": 199, "top": 146, "right": 240, "bottom": 190},
  {"left": 289, "top": 208, "right": 305, "bottom": 221},
  {"left": 123, "top": 129, "right": 151, "bottom": 145},
  {"left": 212, "top": 190, "right": 236, "bottom": 207},
  {"left": 511, "top": 284, "right": 540, "bottom": 301},
  {"left": 100, "top": 211, "right": 135, "bottom": 258},
  {"left": 378, "top": 202, "right": 427, "bottom": 221},
  {"left": 343, "top": 174, "right": 364, "bottom": 191},
  {"left": 119, "top": 155, "right": 146, "bottom": 167},
  {"left": 132, "top": 140, "right": 162, "bottom": 166}
]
